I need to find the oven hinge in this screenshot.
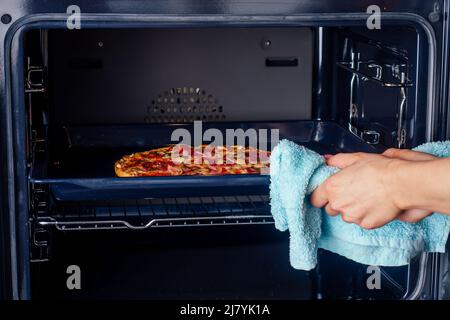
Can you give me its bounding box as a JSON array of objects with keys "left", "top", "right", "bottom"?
[
  {"left": 25, "top": 57, "right": 46, "bottom": 94},
  {"left": 396, "top": 72, "right": 408, "bottom": 148},
  {"left": 25, "top": 57, "right": 48, "bottom": 168},
  {"left": 345, "top": 51, "right": 409, "bottom": 147},
  {"left": 347, "top": 52, "right": 381, "bottom": 145},
  {"left": 348, "top": 124, "right": 380, "bottom": 145},
  {"left": 29, "top": 221, "right": 50, "bottom": 263},
  {"left": 29, "top": 184, "right": 50, "bottom": 262}
]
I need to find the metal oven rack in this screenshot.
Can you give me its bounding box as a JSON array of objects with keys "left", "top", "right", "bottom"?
[{"left": 33, "top": 193, "right": 274, "bottom": 232}]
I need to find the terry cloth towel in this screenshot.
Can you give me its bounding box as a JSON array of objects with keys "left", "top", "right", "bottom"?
[{"left": 270, "top": 140, "right": 450, "bottom": 271}]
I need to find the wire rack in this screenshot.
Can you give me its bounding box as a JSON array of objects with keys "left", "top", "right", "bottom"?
[{"left": 36, "top": 195, "right": 274, "bottom": 231}]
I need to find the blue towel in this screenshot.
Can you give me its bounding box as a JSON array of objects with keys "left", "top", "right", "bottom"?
[{"left": 270, "top": 140, "right": 450, "bottom": 270}]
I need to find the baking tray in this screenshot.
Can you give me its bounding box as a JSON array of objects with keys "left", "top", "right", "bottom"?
[{"left": 30, "top": 121, "right": 381, "bottom": 201}]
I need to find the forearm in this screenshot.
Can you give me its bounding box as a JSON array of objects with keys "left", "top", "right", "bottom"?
[{"left": 389, "top": 158, "right": 450, "bottom": 214}]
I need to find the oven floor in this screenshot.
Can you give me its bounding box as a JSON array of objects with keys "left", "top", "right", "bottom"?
[{"left": 31, "top": 226, "right": 313, "bottom": 299}]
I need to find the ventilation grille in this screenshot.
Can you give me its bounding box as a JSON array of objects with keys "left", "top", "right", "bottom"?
[{"left": 146, "top": 87, "right": 225, "bottom": 123}]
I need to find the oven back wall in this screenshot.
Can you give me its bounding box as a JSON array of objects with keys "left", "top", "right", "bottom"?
[{"left": 48, "top": 27, "right": 313, "bottom": 125}]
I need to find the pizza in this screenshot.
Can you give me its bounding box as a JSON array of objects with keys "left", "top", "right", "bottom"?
[{"left": 114, "top": 144, "right": 270, "bottom": 177}]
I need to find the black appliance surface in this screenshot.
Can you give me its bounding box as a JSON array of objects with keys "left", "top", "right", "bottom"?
[
  {"left": 49, "top": 28, "right": 313, "bottom": 124},
  {"left": 1, "top": 0, "right": 448, "bottom": 301},
  {"left": 32, "top": 226, "right": 313, "bottom": 300}
]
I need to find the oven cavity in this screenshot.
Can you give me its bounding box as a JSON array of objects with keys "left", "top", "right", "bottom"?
[{"left": 21, "top": 24, "right": 430, "bottom": 299}]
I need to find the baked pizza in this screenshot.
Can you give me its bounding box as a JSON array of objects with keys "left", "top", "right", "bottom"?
[{"left": 115, "top": 144, "right": 270, "bottom": 177}]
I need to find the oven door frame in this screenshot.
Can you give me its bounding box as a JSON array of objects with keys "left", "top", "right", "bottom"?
[{"left": 0, "top": 0, "right": 446, "bottom": 300}]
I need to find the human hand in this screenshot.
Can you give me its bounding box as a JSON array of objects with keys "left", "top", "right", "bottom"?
[
  {"left": 312, "top": 153, "right": 403, "bottom": 229},
  {"left": 381, "top": 148, "right": 436, "bottom": 162},
  {"left": 313, "top": 149, "right": 436, "bottom": 229},
  {"left": 323, "top": 148, "right": 436, "bottom": 164},
  {"left": 382, "top": 149, "right": 436, "bottom": 223},
  {"left": 325, "top": 149, "right": 436, "bottom": 223}
]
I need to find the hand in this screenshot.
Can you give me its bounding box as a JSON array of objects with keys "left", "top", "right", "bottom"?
[
  {"left": 325, "top": 149, "right": 436, "bottom": 223},
  {"left": 382, "top": 149, "right": 436, "bottom": 223},
  {"left": 323, "top": 148, "right": 436, "bottom": 164},
  {"left": 381, "top": 148, "right": 436, "bottom": 162},
  {"left": 313, "top": 149, "right": 436, "bottom": 229},
  {"left": 312, "top": 153, "right": 403, "bottom": 229}
]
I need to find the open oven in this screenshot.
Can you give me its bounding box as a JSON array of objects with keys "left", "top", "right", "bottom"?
[{"left": 0, "top": 0, "right": 449, "bottom": 300}]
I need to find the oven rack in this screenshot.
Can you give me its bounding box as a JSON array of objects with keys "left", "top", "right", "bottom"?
[
  {"left": 336, "top": 61, "right": 412, "bottom": 87},
  {"left": 34, "top": 195, "right": 274, "bottom": 231}
]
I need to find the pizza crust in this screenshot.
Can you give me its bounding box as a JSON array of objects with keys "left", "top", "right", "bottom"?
[{"left": 115, "top": 160, "right": 134, "bottom": 177}]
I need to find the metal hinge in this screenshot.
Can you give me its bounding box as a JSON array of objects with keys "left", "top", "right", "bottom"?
[
  {"left": 396, "top": 72, "right": 408, "bottom": 148},
  {"left": 29, "top": 221, "right": 50, "bottom": 263},
  {"left": 30, "top": 185, "right": 50, "bottom": 262},
  {"left": 361, "top": 130, "right": 381, "bottom": 145},
  {"left": 347, "top": 51, "right": 380, "bottom": 145},
  {"left": 31, "top": 185, "right": 48, "bottom": 211},
  {"left": 25, "top": 57, "right": 46, "bottom": 93},
  {"left": 349, "top": 124, "right": 380, "bottom": 145},
  {"left": 345, "top": 50, "right": 409, "bottom": 148},
  {"left": 397, "top": 128, "right": 407, "bottom": 147}
]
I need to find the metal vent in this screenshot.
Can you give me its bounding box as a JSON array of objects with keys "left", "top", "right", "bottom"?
[{"left": 145, "top": 87, "right": 225, "bottom": 123}]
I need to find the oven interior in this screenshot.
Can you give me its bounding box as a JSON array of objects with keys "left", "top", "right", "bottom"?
[{"left": 23, "top": 25, "right": 429, "bottom": 299}]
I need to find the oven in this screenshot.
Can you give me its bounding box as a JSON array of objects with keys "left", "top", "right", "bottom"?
[{"left": 0, "top": 0, "right": 449, "bottom": 300}]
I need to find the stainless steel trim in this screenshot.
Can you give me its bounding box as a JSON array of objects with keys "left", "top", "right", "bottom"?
[
  {"left": 404, "top": 253, "right": 429, "bottom": 300},
  {"left": 37, "top": 215, "right": 275, "bottom": 231},
  {"left": 337, "top": 61, "right": 413, "bottom": 88},
  {"left": 5, "top": 11, "right": 438, "bottom": 300}
]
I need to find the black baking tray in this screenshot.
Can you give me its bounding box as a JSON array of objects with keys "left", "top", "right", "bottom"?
[{"left": 29, "top": 121, "right": 381, "bottom": 201}]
